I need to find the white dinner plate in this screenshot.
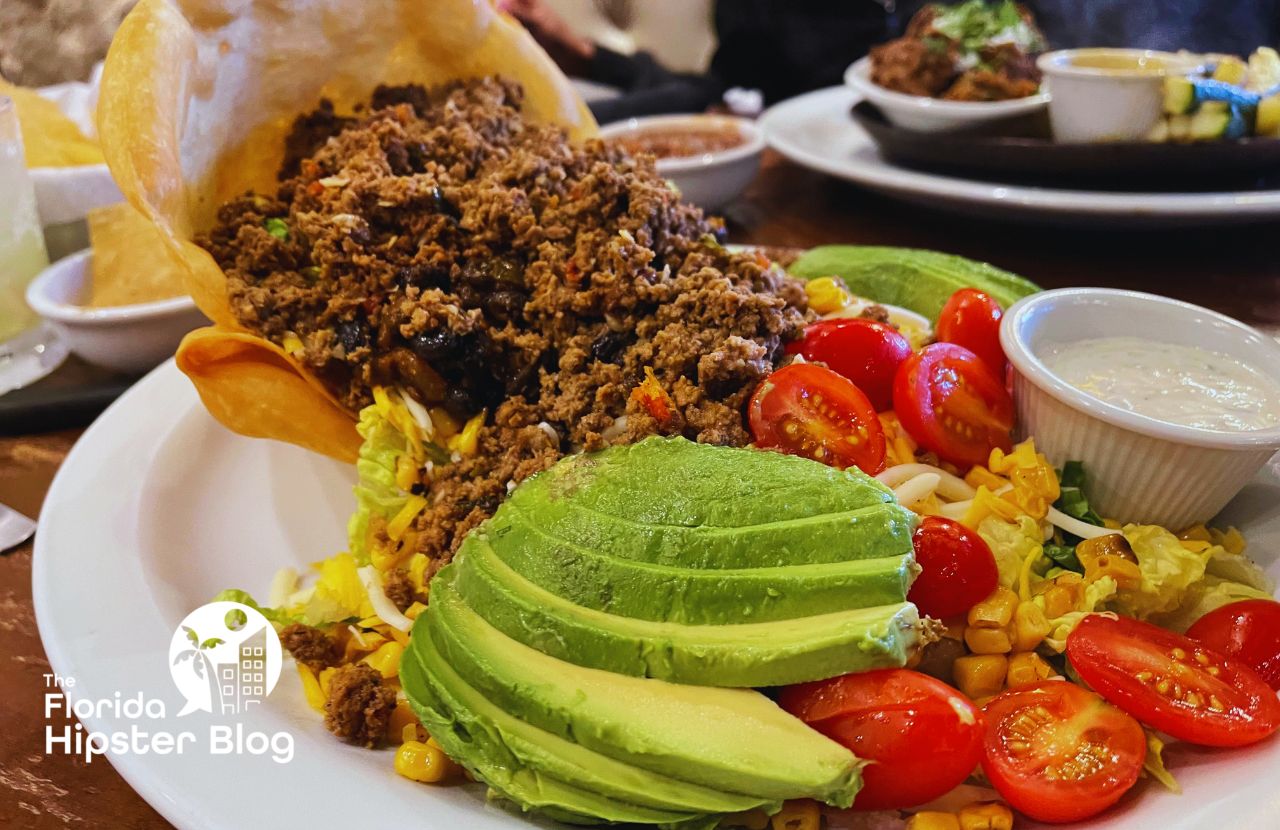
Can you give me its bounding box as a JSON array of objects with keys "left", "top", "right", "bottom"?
[
  {"left": 33, "top": 361, "right": 1280, "bottom": 830},
  {"left": 760, "top": 86, "right": 1280, "bottom": 226}
]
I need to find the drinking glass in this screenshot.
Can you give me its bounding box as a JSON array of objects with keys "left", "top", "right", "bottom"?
[{"left": 0, "top": 95, "right": 67, "bottom": 393}]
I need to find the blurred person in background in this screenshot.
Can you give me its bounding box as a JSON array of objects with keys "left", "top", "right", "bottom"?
[
  {"left": 1025, "top": 0, "right": 1280, "bottom": 57},
  {"left": 500, "top": 0, "right": 917, "bottom": 122}
]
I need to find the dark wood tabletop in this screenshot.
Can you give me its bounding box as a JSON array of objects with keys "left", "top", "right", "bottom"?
[{"left": 2, "top": 150, "right": 1277, "bottom": 829}]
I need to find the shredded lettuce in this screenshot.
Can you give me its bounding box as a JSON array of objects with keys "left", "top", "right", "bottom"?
[
  {"left": 1055, "top": 461, "right": 1104, "bottom": 528},
  {"left": 348, "top": 404, "right": 414, "bottom": 565},
  {"left": 1156, "top": 576, "right": 1275, "bottom": 633},
  {"left": 976, "top": 514, "right": 1046, "bottom": 588},
  {"left": 1143, "top": 730, "right": 1181, "bottom": 794},
  {"left": 212, "top": 588, "right": 302, "bottom": 626},
  {"left": 1112, "top": 525, "right": 1214, "bottom": 618},
  {"left": 930, "top": 0, "right": 1044, "bottom": 55},
  {"left": 1042, "top": 579, "right": 1118, "bottom": 651}
]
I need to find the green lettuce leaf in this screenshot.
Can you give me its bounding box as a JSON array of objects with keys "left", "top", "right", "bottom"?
[
  {"left": 1155, "top": 576, "right": 1274, "bottom": 633},
  {"left": 1142, "top": 730, "right": 1180, "bottom": 794},
  {"left": 977, "top": 514, "right": 1046, "bottom": 588},
  {"left": 1112, "top": 525, "right": 1214, "bottom": 618},
  {"left": 212, "top": 588, "right": 303, "bottom": 627},
  {"left": 347, "top": 404, "right": 413, "bottom": 565}
]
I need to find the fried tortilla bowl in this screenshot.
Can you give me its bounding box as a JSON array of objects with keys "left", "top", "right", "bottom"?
[{"left": 98, "top": 0, "right": 596, "bottom": 462}]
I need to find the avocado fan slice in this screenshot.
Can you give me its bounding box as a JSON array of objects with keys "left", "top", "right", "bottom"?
[
  {"left": 485, "top": 506, "right": 916, "bottom": 624},
  {"left": 452, "top": 536, "right": 921, "bottom": 687},
  {"left": 502, "top": 489, "right": 918, "bottom": 571},
  {"left": 420, "top": 573, "right": 864, "bottom": 807},
  {"left": 399, "top": 638, "right": 774, "bottom": 825}
]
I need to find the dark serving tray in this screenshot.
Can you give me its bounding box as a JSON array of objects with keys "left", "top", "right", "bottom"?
[{"left": 851, "top": 101, "right": 1280, "bottom": 191}]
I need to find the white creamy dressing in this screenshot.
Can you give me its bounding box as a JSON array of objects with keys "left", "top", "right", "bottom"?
[{"left": 1043, "top": 336, "right": 1280, "bottom": 432}]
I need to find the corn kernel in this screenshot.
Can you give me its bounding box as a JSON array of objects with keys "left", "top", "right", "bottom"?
[
  {"left": 958, "top": 802, "right": 1014, "bottom": 830},
  {"left": 395, "top": 739, "right": 454, "bottom": 784},
  {"left": 296, "top": 664, "right": 326, "bottom": 713},
  {"left": 1012, "top": 602, "right": 1051, "bottom": 652},
  {"left": 802, "top": 277, "right": 852, "bottom": 315},
  {"left": 770, "top": 800, "right": 820, "bottom": 830},
  {"left": 1037, "top": 573, "right": 1084, "bottom": 618},
  {"left": 362, "top": 640, "right": 406, "bottom": 679},
  {"left": 1006, "top": 652, "right": 1055, "bottom": 690},
  {"left": 964, "top": 626, "right": 1013, "bottom": 655},
  {"left": 906, "top": 812, "right": 961, "bottom": 830},
  {"left": 968, "top": 587, "right": 1019, "bottom": 630},
  {"left": 1083, "top": 555, "right": 1142, "bottom": 591},
  {"left": 387, "top": 699, "right": 421, "bottom": 743},
  {"left": 1076, "top": 534, "right": 1137, "bottom": 567},
  {"left": 720, "top": 808, "right": 770, "bottom": 829},
  {"left": 954, "top": 654, "right": 1008, "bottom": 700}
]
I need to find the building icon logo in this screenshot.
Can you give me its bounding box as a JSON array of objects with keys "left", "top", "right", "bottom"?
[{"left": 168, "top": 601, "right": 283, "bottom": 717}]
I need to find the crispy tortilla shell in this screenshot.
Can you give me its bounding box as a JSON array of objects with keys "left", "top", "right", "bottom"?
[{"left": 98, "top": 0, "right": 595, "bottom": 460}]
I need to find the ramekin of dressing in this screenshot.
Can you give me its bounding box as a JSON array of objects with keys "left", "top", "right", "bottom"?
[{"left": 1001, "top": 288, "right": 1280, "bottom": 529}]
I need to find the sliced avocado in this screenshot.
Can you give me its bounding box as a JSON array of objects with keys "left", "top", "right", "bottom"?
[
  {"left": 449, "top": 546, "right": 921, "bottom": 687},
  {"left": 502, "top": 496, "right": 916, "bottom": 570},
  {"left": 512, "top": 437, "right": 898, "bottom": 529},
  {"left": 420, "top": 578, "right": 864, "bottom": 806},
  {"left": 399, "top": 642, "right": 776, "bottom": 823},
  {"left": 788, "top": 245, "right": 1040, "bottom": 320},
  {"left": 482, "top": 517, "right": 916, "bottom": 624}
]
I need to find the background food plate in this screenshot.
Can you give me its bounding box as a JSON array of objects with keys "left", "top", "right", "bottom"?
[
  {"left": 34, "top": 361, "right": 1280, "bottom": 830},
  {"left": 850, "top": 101, "right": 1280, "bottom": 190},
  {"left": 762, "top": 87, "right": 1280, "bottom": 226}
]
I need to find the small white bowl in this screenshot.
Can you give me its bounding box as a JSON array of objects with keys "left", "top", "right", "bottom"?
[
  {"left": 843, "top": 56, "right": 1049, "bottom": 133},
  {"left": 1001, "top": 288, "right": 1280, "bottom": 529},
  {"left": 598, "top": 114, "right": 764, "bottom": 210},
  {"left": 1036, "top": 49, "right": 1203, "bottom": 143},
  {"left": 25, "top": 249, "right": 207, "bottom": 373}
]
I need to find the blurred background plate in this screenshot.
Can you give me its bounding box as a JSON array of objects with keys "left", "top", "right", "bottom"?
[
  {"left": 762, "top": 86, "right": 1280, "bottom": 226},
  {"left": 850, "top": 101, "right": 1280, "bottom": 191}
]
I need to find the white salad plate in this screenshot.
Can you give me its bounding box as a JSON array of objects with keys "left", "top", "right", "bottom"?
[
  {"left": 33, "top": 361, "right": 1280, "bottom": 830},
  {"left": 760, "top": 86, "right": 1280, "bottom": 226}
]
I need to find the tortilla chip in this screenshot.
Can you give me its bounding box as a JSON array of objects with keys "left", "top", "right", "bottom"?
[
  {"left": 97, "top": 0, "right": 595, "bottom": 461},
  {"left": 0, "top": 78, "right": 105, "bottom": 168},
  {"left": 87, "top": 202, "right": 187, "bottom": 307}
]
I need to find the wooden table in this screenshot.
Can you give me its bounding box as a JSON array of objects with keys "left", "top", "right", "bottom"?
[{"left": 2, "top": 151, "right": 1277, "bottom": 828}]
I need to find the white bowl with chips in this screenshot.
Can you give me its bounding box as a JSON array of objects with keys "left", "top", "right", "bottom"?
[{"left": 25, "top": 249, "right": 207, "bottom": 373}]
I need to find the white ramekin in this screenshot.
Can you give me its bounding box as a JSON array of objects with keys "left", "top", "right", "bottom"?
[
  {"left": 1001, "top": 288, "right": 1280, "bottom": 529},
  {"left": 843, "top": 56, "right": 1049, "bottom": 133},
  {"left": 597, "top": 114, "right": 764, "bottom": 210},
  {"left": 1036, "top": 49, "right": 1203, "bottom": 143},
  {"left": 25, "top": 249, "right": 208, "bottom": 373}
]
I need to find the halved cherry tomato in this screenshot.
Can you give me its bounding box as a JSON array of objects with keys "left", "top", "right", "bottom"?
[
  {"left": 907, "top": 516, "right": 999, "bottom": 619},
  {"left": 1067, "top": 614, "right": 1280, "bottom": 747},
  {"left": 981, "top": 681, "right": 1146, "bottom": 824},
  {"left": 892, "top": 343, "right": 1013, "bottom": 469},
  {"left": 1187, "top": 599, "right": 1280, "bottom": 690},
  {"left": 749, "top": 363, "right": 886, "bottom": 474},
  {"left": 780, "top": 669, "right": 983, "bottom": 811},
  {"left": 786, "top": 319, "right": 912, "bottom": 411},
  {"left": 937, "top": 288, "right": 1006, "bottom": 377}
]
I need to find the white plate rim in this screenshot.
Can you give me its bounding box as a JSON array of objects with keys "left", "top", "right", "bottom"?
[{"left": 760, "top": 86, "right": 1280, "bottom": 220}]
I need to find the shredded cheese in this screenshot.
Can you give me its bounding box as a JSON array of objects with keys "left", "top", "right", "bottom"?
[
  {"left": 893, "top": 473, "right": 942, "bottom": 508},
  {"left": 877, "top": 463, "right": 977, "bottom": 501}
]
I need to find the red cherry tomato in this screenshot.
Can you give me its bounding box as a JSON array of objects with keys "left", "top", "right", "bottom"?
[
  {"left": 907, "top": 516, "right": 999, "bottom": 619},
  {"left": 1187, "top": 599, "right": 1280, "bottom": 690},
  {"left": 1067, "top": 614, "right": 1280, "bottom": 747},
  {"left": 937, "top": 288, "right": 1007, "bottom": 376},
  {"left": 981, "top": 682, "right": 1146, "bottom": 824},
  {"left": 892, "top": 343, "right": 1014, "bottom": 469},
  {"left": 786, "top": 319, "right": 912, "bottom": 411},
  {"left": 780, "top": 669, "right": 983, "bottom": 811},
  {"left": 749, "top": 363, "right": 886, "bottom": 474}
]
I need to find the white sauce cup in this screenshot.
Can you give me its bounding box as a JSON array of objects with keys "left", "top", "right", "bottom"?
[{"left": 1001, "top": 288, "right": 1280, "bottom": 529}]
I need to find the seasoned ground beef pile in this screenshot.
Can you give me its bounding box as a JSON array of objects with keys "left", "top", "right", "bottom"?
[{"left": 200, "top": 77, "right": 808, "bottom": 569}]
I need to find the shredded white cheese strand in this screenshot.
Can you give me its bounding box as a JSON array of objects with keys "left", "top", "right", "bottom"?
[
  {"left": 893, "top": 473, "right": 942, "bottom": 508},
  {"left": 357, "top": 565, "right": 414, "bottom": 632},
  {"left": 877, "top": 463, "right": 977, "bottom": 501},
  {"left": 1046, "top": 506, "right": 1114, "bottom": 540}
]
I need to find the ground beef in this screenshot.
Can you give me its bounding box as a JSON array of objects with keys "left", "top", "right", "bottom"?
[
  {"left": 323, "top": 663, "right": 398, "bottom": 748},
  {"left": 858, "top": 304, "right": 892, "bottom": 325},
  {"left": 279, "top": 623, "right": 341, "bottom": 672},
  {"left": 199, "top": 77, "right": 809, "bottom": 568},
  {"left": 383, "top": 568, "right": 419, "bottom": 612}
]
